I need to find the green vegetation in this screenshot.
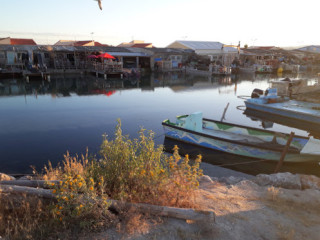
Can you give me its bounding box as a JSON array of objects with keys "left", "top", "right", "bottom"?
[{"left": 0, "top": 120, "right": 203, "bottom": 239}]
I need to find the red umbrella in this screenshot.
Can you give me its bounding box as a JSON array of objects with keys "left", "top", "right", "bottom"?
[{"left": 97, "top": 52, "right": 115, "bottom": 59}]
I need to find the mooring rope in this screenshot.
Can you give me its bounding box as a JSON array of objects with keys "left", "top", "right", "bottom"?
[
  {"left": 207, "top": 158, "right": 270, "bottom": 168},
  {"left": 237, "top": 95, "right": 251, "bottom": 100},
  {"left": 236, "top": 105, "right": 246, "bottom": 111}
]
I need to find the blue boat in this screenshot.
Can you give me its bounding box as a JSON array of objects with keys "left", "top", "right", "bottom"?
[
  {"left": 244, "top": 88, "right": 320, "bottom": 126},
  {"left": 162, "top": 112, "right": 320, "bottom": 163}
]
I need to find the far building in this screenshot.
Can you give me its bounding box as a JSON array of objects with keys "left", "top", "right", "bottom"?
[
  {"left": 0, "top": 37, "right": 37, "bottom": 45},
  {"left": 296, "top": 45, "right": 320, "bottom": 54},
  {"left": 166, "top": 40, "right": 238, "bottom": 65},
  {"left": 117, "top": 40, "right": 154, "bottom": 48},
  {"left": 54, "top": 40, "right": 108, "bottom": 47}
]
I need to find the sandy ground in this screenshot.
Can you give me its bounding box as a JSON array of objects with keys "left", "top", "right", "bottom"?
[{"left": 80, "top": 174, "right": 320, "bottom": 240}]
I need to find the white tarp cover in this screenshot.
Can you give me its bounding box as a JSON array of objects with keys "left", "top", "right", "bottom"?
[{"left": 301, "top": 137, "right": 320, "bottom": 155}]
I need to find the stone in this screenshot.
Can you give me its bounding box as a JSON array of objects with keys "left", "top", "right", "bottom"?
[
  {"left": 254, "top": 172, "right": 301, "bottom": 189},
  {"left": 199, "top": 175, "right": 213, "bottom": 183},
  {"left": 219, "top": 176, "right": 247, "bottom": 185},
  {"left": 0, "top": 173, "right": 15, "bottom": 181},
  {"left": 300, "top": 174, "right": 320, "bottom": 190},
  {"left": 18, "top": 175, "right": 33, "bottom": 181}
]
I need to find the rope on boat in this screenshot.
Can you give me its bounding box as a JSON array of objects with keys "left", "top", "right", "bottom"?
[
  {"left": 236, "top": 105, "right": 246, "bottom": 111},
  {"left": 237, "top": 95, "right": 251, "bottom": 100},
  {"left": 208, "top": 158, "right": 270, "bottom": 168}
]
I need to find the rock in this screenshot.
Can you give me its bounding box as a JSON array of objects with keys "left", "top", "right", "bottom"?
[
  {"left": 0, "top": 173, "right": 15, "bottom": 181},
  {"left": 254, "top": 172, "right": 301, "bottom": 189},
  {"left": 18, "top": 175, "right": 33, "bottom": 181},
  {"left": 199, "top": 175, "right": 213, "bottom": 184},
  {"left": 219, "top": 176, "right": 247, "bottom": 185},
  {"left": 300, "top": 174, "right": 320, "bottom": 190}
]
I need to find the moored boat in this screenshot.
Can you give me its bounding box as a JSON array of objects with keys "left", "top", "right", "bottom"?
[
  {"left": 162, "top": 112, "right": 320, "bottom": 163},
  {"left": 244, "top": 88, "right": 320, "bottom": 126}
]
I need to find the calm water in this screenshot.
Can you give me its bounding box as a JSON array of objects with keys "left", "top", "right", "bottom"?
[{"left": 0, "top": 72, "right": 319, "bottom": 175}]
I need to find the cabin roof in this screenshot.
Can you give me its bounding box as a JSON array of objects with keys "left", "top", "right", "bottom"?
[
  {"left": 2, "top": 38, "right": 37, "bottom": 46},
  {"left": 131, "top": 43, "right": 153, "bottom": 48},
  {"left": 169, "top": 40, "right": 238, "bottom": 52}
]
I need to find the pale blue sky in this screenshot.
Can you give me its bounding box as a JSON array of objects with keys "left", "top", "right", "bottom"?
[{"left": 0, "top": 0, "right": 319, "bottom": 47}]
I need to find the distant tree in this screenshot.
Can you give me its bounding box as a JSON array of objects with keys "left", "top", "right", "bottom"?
[{"left": 244, "top": 44, "right": 248, "bottom": 49}]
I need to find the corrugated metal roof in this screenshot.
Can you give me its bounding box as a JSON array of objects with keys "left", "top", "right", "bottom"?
[
  {"left": 147, "top": 48, "right": 194, "bottom": 54},
  {"left": 110, "top": 52, "right": 150, "bottom": 57},
  {"left": 174, "top": 40, "right": 237, "bottom": 52}
]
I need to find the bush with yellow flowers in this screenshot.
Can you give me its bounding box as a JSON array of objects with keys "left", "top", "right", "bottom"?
[
  {"left": 49, "top": 171, "right": 111, "bottom": 230},
  {"left": 90, "top": 120, "right": 203, "bottom": 207}
]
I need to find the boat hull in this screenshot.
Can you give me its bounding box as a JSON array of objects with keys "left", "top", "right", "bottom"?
[
  {"left": 245, "top": 99, "right": 320, "bottom": 125},
  {"left": 162, "top": 123, "right": 318, "bottom": 163}
]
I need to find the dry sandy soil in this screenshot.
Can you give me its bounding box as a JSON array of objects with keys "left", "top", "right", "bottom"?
[{"left": 80, "top": 173, "right": 320, "bottom": 240}]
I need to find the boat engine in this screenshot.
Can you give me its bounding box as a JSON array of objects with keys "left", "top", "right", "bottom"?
[{"left": 251, "top": 88, "right": 264, "bottom": 98}]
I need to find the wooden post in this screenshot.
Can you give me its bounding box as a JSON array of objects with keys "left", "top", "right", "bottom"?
[
  {"left": 220, "top": 102, "right": 230, "bottom": 122},
  {"left": 274, "top": 132, "right": 295, "bottom": 173}
]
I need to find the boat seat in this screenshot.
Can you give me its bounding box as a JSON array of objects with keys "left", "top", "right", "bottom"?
[{"left": 176, "top": 112, "right": 203, "bottom": 132}]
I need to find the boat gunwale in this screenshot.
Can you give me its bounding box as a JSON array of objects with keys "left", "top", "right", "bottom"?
[
  {"left": 162, "top": 121, "right": 302, "bottom": 154},
  {"left": 245, "top": 99, "right": 320, "bottom": 119}
]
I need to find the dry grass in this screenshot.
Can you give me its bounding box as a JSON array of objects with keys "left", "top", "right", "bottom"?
[
  {"left": 0, "top": 194, "right": 54, "bottom": 240},
  {"left": 115, "top": 207, "right": 157, "bottom": 237},
  {"left": 0, "top": 121, "right": 203, "bottom": 239}
]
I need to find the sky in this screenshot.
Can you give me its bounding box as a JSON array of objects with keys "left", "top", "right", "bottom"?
[{"left": 0, "top": 0, "right": 319, "bottom": 48}]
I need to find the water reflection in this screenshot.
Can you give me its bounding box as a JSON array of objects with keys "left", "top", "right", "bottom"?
[
  {"left": 1, "top": 72, "right": 310, "bottom": 98},
  {"left": 0, "top": 72, "right": 319, "bottom": 174},
  {"left": 0, "top": 72, "right": 272, "bottom": 98}
]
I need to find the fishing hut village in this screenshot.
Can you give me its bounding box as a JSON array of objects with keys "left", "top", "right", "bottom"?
[{"left": 1, "top": 37, "right": 320, "bottom": 82}]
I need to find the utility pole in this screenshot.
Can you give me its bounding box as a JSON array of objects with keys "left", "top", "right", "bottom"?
[{"left": 91, "top": 32, "right": 94, "bottom": 45}]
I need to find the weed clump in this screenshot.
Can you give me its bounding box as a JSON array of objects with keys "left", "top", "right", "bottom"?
[{"left": 0, "top": 120, "right": 203, "bottom": 239}]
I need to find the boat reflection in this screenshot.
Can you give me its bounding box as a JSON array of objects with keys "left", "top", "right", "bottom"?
[
  {"left": 244, "top": 109, "right": 320, "bottom": 138},
  {"left": 163, "top": 136, "right": 320, "bottom": 177}
]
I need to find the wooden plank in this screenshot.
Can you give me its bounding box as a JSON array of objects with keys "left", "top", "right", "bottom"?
[
  {"left": 0, "top": 185, "right": 55, "bottom": 199},
  {"left": 0, "top": 180, "right": 59, "bottom": 189}
]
